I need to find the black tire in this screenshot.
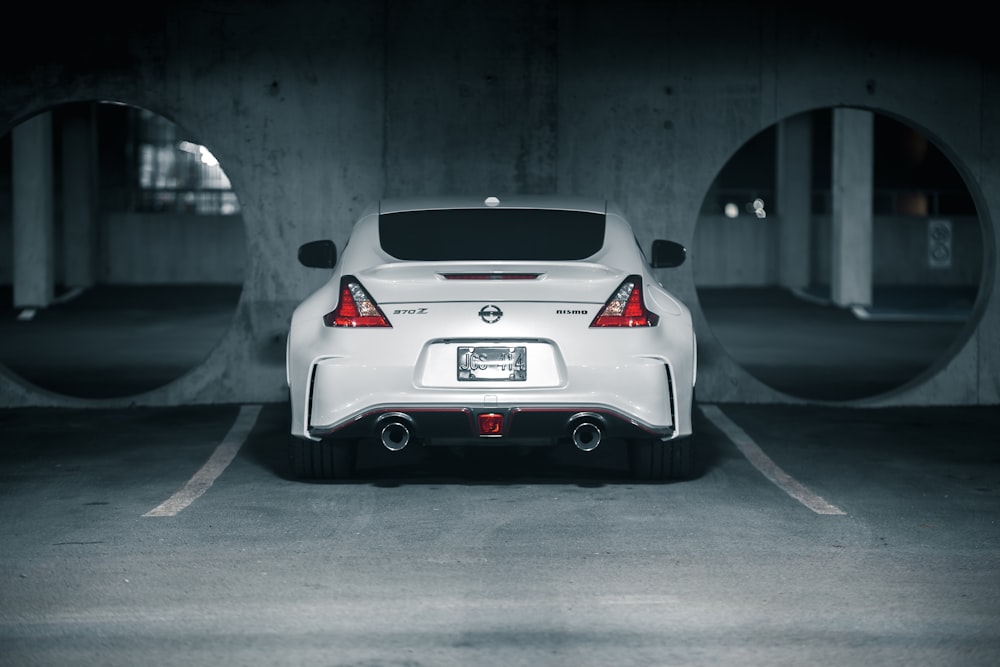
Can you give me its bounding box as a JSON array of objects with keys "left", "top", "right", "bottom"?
[
  {"left": 628, "top": 436, "right": 694, "bottom": 481},
  {"left": 288, "top": 436, "right": 356, "bottom": 480}
]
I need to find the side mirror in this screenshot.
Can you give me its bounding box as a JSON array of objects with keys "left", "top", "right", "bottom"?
[
  {"left": 298, "top": 240, "right": 338, "bottom": 269},
  {"left": 650, "top": 239, "right": 686, "bottom": 268}
]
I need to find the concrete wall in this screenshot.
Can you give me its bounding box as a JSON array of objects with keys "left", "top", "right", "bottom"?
[
  {"left": 695, "top": 214, "right": 982, "bottom": 288},
  {"left": 815, "top": 215, "right": 982, "bottom": 288},
  {"left": 694, "top": 214, "right": 777, "bottom": 287},
  {"left": 0, "top": 221, "right": 9, "bottom": 284},
  {"left": 0, "top": 0, "right": 996, "bottom": 407},
  {"left": 0, "top": 213, "right": 244, "bottom": 285},
  {"left": 103, "top": 213, "right": 245, "bottom": 285}
]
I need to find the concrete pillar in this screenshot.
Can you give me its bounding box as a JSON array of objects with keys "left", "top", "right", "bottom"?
[
  {"left": 776, "top": 113, "right": 813, "bottom": 291},
  {"left": 830, "top": 108, "right": 873, "bottom": 307},
  {"left": 61, "top": 105, "right": 98, "bottom": 289},
  {"left": 12, "top": 112, "right": 55, "bottom": 309}
]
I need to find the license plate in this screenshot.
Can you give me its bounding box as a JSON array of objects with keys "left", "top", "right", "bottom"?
[{"left": 457, "top": 346, "right": 526, "bottom": 381}]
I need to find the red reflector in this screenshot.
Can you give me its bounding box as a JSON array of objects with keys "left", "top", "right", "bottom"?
[{"left": 478, "top": 413, "right": 504, "bottom": 436}]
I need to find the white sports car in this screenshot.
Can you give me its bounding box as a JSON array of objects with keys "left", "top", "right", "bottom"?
[{"left": 286, "top": 196, "right": 696, "bottom": 480}]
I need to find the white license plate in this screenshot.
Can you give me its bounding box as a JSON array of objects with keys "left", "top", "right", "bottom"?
[{"left": 457, "top": 346, "right": 526, "bottom": 381}]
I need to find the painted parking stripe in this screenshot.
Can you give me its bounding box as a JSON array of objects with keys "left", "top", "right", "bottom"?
[
  {"left": 143, "top": 404, "right": 263, "bottom": 517},
  {"left": 701, "top": 404, "right": 847, "bottom": 516}
]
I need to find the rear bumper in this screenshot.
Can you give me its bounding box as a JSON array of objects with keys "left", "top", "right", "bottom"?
[
  {"left": 308, "top": 404, "right": 675, "bottom": 445},
  {"left": 296, "top": 354, "right": 691, "bottom": 445}
]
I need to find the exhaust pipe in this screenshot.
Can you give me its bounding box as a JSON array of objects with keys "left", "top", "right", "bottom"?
[
  {"left": 571, "top": 421, "right": 602, "bottom": 452},
  {"left": 380, "top": 420, "right": 411, "bottom": 451}
]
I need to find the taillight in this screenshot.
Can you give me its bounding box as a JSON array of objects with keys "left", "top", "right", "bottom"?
[
  {"left": 589, "top": 276, "right": 659, "bottom": 328},
  {"left": 323, "top": 276, "right": 392, "bottom": 328}
]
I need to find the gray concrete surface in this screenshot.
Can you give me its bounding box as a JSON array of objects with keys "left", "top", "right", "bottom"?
[
  {"left": 1, "top": 402, "right": 997, "bottom": 666},
  {"left": 0, "top": 0, "right": 996, "bottom": 408}
]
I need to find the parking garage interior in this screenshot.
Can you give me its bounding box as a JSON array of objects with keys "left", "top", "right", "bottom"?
[{"left": 1, "top": 1, "right": 998, "bottom": 665}]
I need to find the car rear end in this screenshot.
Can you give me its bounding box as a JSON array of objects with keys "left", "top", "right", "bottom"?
[{"left": 286, "top": 197, "right": 695, "bottom": 478}]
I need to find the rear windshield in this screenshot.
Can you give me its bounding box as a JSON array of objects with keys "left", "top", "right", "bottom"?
[{"left": 379, "top": 209, "right": 606, "bottom": 261}]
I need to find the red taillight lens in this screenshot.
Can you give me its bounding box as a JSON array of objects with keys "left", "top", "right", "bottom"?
[
  {"left": 589, "top": 276, "right": 659, "bottom": 328},
  {"left": 478, "top": 413, "right": 505, "bottom": 436},
  {"left": 323, "top": 276, "right": 392, "bottom": 328}
]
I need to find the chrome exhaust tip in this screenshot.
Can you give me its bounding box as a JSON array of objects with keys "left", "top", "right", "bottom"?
[
  {"left": 380, "top": 421, "right": 411, "bottom": 451},
  {"left": 571, "top": 421, "right": 602, "bottom": 452}
]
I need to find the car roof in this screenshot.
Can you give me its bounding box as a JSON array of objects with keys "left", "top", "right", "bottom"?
[{"left": 371, "top": 195, "right": 614, "bottom": 217}]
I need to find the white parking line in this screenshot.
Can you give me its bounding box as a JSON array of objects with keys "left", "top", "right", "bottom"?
[
  {"left": 700, "top": 404, "right": 846, "bottom": 516},
  {"left": 143, "top": 404, "right": 263, "bottom": 517}
]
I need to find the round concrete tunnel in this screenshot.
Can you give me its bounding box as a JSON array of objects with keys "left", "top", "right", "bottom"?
[
  {"left": 693, "top": 108, "right": 985, "bottom": 402},
  {"left": 0, "top": 101, "right": 245, "bottom": 399}
]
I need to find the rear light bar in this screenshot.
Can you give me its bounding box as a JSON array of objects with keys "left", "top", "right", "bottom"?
[
  {"left": 440, "top": 273, "right": 541, "bottom": 280},
  {"left": 590, "top": 275, "right": 659, "bottom": 327},
  {"left": 323, "top": 276, "right": 392, "bottom": 328}
]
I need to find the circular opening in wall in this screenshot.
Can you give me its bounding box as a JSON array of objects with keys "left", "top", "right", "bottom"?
[
  {"left": 694, "top": 108, "right": 983, "bottom": 401},
  {"left": 0, "top": 101, "right": 245, "bottom": 399}
]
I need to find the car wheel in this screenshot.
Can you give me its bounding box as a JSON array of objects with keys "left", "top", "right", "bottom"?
[
  {"left": 288, "top": 436, "right": 356, "bottom": 480},
  {"left": 628, "top": 437, "right": 694, "bottom": 481}
]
